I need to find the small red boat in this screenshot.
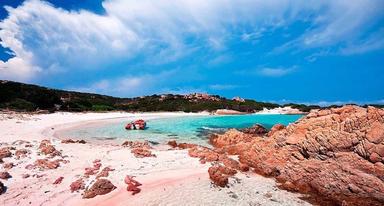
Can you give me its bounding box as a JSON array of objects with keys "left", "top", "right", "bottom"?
[{"left": 125, "top": 119, "right": 146, "bottom": 130}]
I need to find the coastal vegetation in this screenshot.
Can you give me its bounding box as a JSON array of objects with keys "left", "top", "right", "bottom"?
[{"left": 1, "top": 80, "right": 381, "bottom": 113}]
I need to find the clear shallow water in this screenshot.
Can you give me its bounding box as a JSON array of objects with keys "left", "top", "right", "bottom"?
[{"left": 63, "top": 114, "right": 303, "bottom": 144}]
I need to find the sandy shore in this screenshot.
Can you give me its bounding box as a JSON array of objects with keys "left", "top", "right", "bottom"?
[{"left": 0, "top": 111, "right": 310, "bottom": 206}]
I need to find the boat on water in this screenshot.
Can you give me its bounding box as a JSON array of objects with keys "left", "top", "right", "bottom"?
[{"left": 125, "top": 119, "right": 146, "bottom": 130}]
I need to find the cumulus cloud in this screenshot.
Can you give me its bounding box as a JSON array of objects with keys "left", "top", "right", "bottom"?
[
  {"left": 0, "top": 0, "right": 383, "bottom": 85},
  {"left": 0, "top": 57, "right": 41, "bottom": 81}
]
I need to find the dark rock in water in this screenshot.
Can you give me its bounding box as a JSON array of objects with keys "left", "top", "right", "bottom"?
[
  {"left": 240, "top": 124, "right": 267, "bottom": 135},
  {"left": 196, "top": 127, "right": 228, "bottom": 139}
]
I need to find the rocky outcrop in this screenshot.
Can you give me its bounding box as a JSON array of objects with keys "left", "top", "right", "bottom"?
[
  {"left": 39, "top": 140, "right": 61, "bottom": 157},
  {"left": 267, "top": 124, "right": 285, "bottom": 137},
  {"left": 212, "top": 105, "right": 384, "bottom": 206},
  {"left": 83, "top": 179, "right": 116, "bottom": 199},
  {"left": 208, "top": 165, "right": 237, "bottom": 187}
]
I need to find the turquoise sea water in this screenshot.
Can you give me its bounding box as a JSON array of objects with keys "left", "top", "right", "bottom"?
[{"left": 63, "top": 114, "right": 302, "bottom": 144}]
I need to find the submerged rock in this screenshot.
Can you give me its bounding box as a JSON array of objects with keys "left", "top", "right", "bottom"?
[{"left": 241, "top": 124, "right": 268, "bottom": 135}]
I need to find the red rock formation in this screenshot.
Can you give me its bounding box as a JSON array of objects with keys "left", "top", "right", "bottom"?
[
  {"left": 167, "top": 140, "right": 178, "bottom": 148},
  {"left": 53, "top": 177, "right": 64, "bottom": 184},
  {"left": 209, "top": 129, "right": 253, "bottom": 155},
  {"left": 131, "top": 148, "right": 156, "bottom": 158},
  {"left": 188, "top": 146, "right": 221, "bottom": 162},
  {"left": 70, "top": 178, "right": 85, "bottom": 192},
  {"left": 39, "top": 140, "right": 61, "bottom": 157},
  {"left": 0, "top": 171, "right": 11, "bottom": 180},
  {"left": 122, "top": 141, "right": 152, "bottom": 149},
  {"left": 208, "top": 165, "right": 237, "bottom": 187},
  {"left": 15, "top": 149, "right": 30, "bottom": 159},
  {"left": 124, "top": 175, "right": 142, "bottom": 195},
  {"left": 267, "top": 124, "right": 285, "bottom": 137},
  {"left": 85, "top": 160, "right": 102, "bottom": 176},
  {"left": 96, "top": 167, "right": 114, "bottom": 179},
  {"left": 34, "top": 159, "right": 60, "bottom": 169},
  {"left": 83, "top": 179, "right": 116, "bottom": 199},
  {"left": 0, "top": 147, "right": 12, "bottom": 159},
  {"left": 213, "top": 105, "right": 384, "bottom": 206}
]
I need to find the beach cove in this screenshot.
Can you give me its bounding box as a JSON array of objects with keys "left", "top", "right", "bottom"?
[{"left": 0, "top": 111, "right": 309, "bottom": 206}]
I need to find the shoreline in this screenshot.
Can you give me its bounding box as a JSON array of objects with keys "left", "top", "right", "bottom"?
[{"left": 45, "top": 112, "right": 210, "bottom": 146}]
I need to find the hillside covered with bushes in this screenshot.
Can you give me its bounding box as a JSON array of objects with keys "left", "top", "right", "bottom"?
[{"left": 0, "top": 80, "right": 362, "bottom": 113}]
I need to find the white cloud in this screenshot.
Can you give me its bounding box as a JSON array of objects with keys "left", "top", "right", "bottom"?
[
  {"left": 0, "top": 57, "right": 41, "bottom": 81},
  {"left": 209, "top": 84, "right": 243, "bottom": 90},
  {"left": 0, "top": 0, "right": 383, "bottom": 82},
  {"left": 340, "top": 28, "right": 384, "bottom": 55},
  {"left": 258, "top": 66, "right": 296, "bottom": 77}
]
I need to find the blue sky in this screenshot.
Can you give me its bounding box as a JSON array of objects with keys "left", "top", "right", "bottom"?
[{"left": 0, "top": 0, "right": 383, "bottom": 105}]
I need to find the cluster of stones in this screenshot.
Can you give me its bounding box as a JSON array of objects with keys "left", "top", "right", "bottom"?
[
  {"left": 0, "top": 139, "right": 70, "bottom": 195},
  {"left": 122, "top": 140, "right": 156, "bottom": 158}
]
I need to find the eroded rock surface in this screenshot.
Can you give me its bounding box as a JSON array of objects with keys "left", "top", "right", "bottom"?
[{"left": 212, "top": 105, "right": 384, "bottom": 206}]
